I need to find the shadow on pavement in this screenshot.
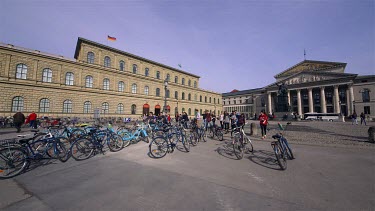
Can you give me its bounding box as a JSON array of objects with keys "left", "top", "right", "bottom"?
[
  {"left": 215, "top": 141, "right": 238, "bottom": 160},
  {"left": 247, "top": 149, "right": 281, "bottom": 171}
]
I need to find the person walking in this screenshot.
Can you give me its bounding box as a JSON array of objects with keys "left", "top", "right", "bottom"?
[
  {"left": 360, "top": 112, "right": 366, "bottom": 125},
  {"left": 230, "top": 111, "right": 237, "bottom": 137},
  {"left": 351, "top": 111, "right": 358, "bottom": 125},
  {"left": 224, "top": 112, "right": 230, "bottom": 133},
  {"left": 28, "top": 111, "right": 37, "bottom": 129},
  {"left": 259, "top": 110, "right": 268, "bottom": 139},
  {"left": 13, "top": 110, "right": 25, "bottom": 133},
  {"left": 219, "top": 112, "right": 224, "bottom": 129}
]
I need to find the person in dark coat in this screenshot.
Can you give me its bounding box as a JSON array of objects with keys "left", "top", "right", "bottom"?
[{"left": 13, "top": 111, "right": 25, "bottom": 133}]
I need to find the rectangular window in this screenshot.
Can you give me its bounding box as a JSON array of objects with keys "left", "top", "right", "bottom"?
[{"left": 364, "top": 106, "right": 371, "bottom": 114}]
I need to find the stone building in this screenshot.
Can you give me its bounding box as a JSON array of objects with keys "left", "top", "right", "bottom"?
[
  {"left": 0, "top": 38, "right": 222, "bottom": 118},
  {"left": 223, "top": 60, "right": 375, "bottom": 120}
]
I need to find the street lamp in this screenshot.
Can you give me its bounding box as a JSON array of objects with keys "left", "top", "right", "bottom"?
[
  {"left": 176, "top": 98, "right": 179, "bottom": 115},
  {"left": 163, "top": 79, "right": 168, "bottom": 115}
]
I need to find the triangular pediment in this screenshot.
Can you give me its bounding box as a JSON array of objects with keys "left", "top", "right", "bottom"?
[
  {"left": 267, "top": 71, "right": 357, "bottom": 89},
  {"left": 274, "top": 60, "right": 347, "bottom": 79}
]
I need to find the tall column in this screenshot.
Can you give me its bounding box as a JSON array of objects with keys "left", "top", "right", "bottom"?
[
  {"left": 297, "top": 89, "right": 302, "bottom": 115},
  {"left": 334, "top": 85, "right": 340, "bottom": 114},
  {"left": 287, "top": 90, "right": 291, "bottom": 108},
  {"left": 346, "top": 89, "right": 350, "bottom": 116},
  {"left": 308, "top": 88, "right": 314, "bottom": 113},
  {"left": 320, "top": 87, "right": 327, "bottom": 113},
  {"left": 267, "top": 92, "right": 272, "bottom": 114},
  {"left": 349, "top": 84, "right": 354, "bottom": 113}
]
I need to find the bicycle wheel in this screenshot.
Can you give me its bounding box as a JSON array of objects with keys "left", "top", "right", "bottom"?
[
  {"left": 217, "top": 131, "right": 224, "bottom": 141},
  {"left": 208, "top": 128, "right": 214, "bottom": 139},
  {"left": 70, "top": 137, "right": 94, "bottom": 161},
  {"left": 182, "top": 133, "right": 190, "bottom": 152},
  {"left": 243, "top": 136, "right": 253, "bottom": 153},
  {"left": 232, "top": 136, "right": 244, "bottom": 160},
  {"left": 0, "top": 147, "right": 28, "bottom": 179},
  {"left": 117, "top": 130, "right": 131, "bottom": 147},
  {"left": 282, "top": 138, "right": 294, "bottom": 160},
  {"left": 272, "top": 142, "right": 287, "bottom": 170},
  {"left": 149, "top": 137, "right": 168, "bottom": 158},
  {"left": 189, "top": 132, "right": 198, "bottom": 146},
  {"left": 107, "top": 134, "right": 124, "bottom": 152},
  {"left": 201, "top": 129, "right": 207, "bottom": 142},
  {"left": 70, "top": 128, "right": 85, "bottom": 141}
]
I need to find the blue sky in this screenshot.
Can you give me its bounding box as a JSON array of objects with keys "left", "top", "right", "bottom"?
[{"left": 1, "top": 0, "right": 374, "bottom": 93}]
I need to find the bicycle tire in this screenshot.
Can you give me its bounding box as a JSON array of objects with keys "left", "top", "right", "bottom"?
[
  {"left": 232, "top": 136, "right": 244, "bottom": 160},
  {"left": 208, "top": 128, "right": 214, "bottom": 139},
  {"left": 201, "top": 129, "right": 207, "bottom": 142},
  {"left": 70, "top": 138, "right": 94, "bottom": 161},
  {"left": 272, "top": 142, "right": 287, "bottom": 170},
  {"left": 182, "top": 133, "right": 190, "bottom": 152},
  {"left": 149, "top": 137, "right": 168, "bottom": 158},
  {"left": 217, "top": 131, "right": 224, "bottom": 141},
  {"left": 189, "top": 132, "right": 198, "bottom": 146},
  {"left": 107, "top": 134, "right": 124, "bottom": 152},
  {"left": 244, "top": 136, "right": 253, "bottom": 153},
  {"left": 117, "top": 130, "right": 132, "bottom": 147},
  {"left": 0, "top": 147, "right": 28, "bottom": 179},
  {"left": 282, "top": 139, "right": 294, "bottom": 160}
]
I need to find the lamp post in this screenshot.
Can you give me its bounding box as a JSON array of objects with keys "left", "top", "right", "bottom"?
[
  {"left": 177, "top": 98, "right": 179, "bottom": 115},
  {"left": 163, "top": 79, "right": 168, "bottom": 115}
]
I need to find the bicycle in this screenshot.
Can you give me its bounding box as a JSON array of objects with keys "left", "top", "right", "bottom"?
[
  {"left": 207, "top": 123, "right": 224, "bottom": 141},
  {"left": 117, "top": 122, "right": 150, "bottom": 147},
  {"left": 149, "top": 125, "right": 190, "bottom": 158},
  {"left": 231, "top": 123, "right": 253, "bottom": 160},
  {"left": 271, "top": 122, "right": 294, "bottom": 170},
  {"left": 0, "top": 130, "right": 68, "bottom": 179}
]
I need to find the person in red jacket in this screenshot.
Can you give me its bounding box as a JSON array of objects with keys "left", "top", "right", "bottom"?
[
  {"left": 259, "top": 110, "right": 268, "bottom": 139},
  {"left": 28, "top": 111, "right": 37, "bottom": 129}
]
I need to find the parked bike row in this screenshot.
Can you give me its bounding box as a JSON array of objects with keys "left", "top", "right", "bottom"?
[{"left": 0, "top": 119, "right": 295, "bottom": 179}]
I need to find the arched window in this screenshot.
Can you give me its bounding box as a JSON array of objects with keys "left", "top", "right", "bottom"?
[
  {"left": 214, "top": 98, "right": 216, "bottom": 104},
  {"left": 209, "top": 97, "right": 212, "bottom": 103},
  {"left": 182, "top": 78, "right": 185, "bottom": 85},
  {"left": 131, "top": 83, "right": 137, "bottom": 94},
  {"left": 132, "top": 64, "right": 137, "bottom": 74},
  {"left": 118, "top": 81, "right": 124, "bottom": 92},
  {"left": 117, "top": 103, "right": 124, "bottom": 114},
  {"left": 85, "top": 76, "right": 93, "bottom": 88},
  {"left": 131, "top": 104, "right": 136, "bottom": 114},
  {"left": 144, "top": 86, "right": 149, "bottom": 95},
  {"left": 182, "top": 92, "right": 185, "bottom": 100},
  {"left": 182, "top": 108, "right": 185, "bottom": 112},
  {"left": 63, "top": 100, "right": 72, "bottom": 113},
  {"left": 16, "top": 64, "right": 27, "bottom": 79},
  {"left": 175, "top": 76, "right": 178, "bottom": 83},
  {"left": 175, "top": 91, "right": 178, "bottom": 99},
  {"left": 42, "top": 68, "right": 52, "bottom": 82},
  {"left": 166, "top": 74, "right": 170, "bottom": 81},
  {"left": 104, "top": 56, "right": 111, "bottom": 67},
  {"left": 194, "top": 94, "right": 197, "bottom": 101},
  {"left": 218, "top": 99, "right": 220, "bottom": 104},
  {"left": 188, "top": 93, "right": 191, "bottom": 101},
  {"left": 87, "top": 52, "right": 95, "bottom": 64},
  {"left": 12, "top": 96, "right": 24, "bottom": 112},
  {"left": 194, "top": 81, "right": 197, "bottom": 88},
  {"left": 156, "top": 88, "right": 160, "bottom": 97},
  {"left": 119, "top": 60, "right": 125, "bottom": 71},
  {"left": 65, "top": 72, "right": 74, "bottom": 85},
  {"left": 83, "top": 101, "right": 91, "bottom": 113},
  {"left": 156, "top": 71, "right": 160, "bottom": 79},
  {"left": 200, "top": 95, "right": 202, "bottom": 102},
  {"left": 188, "top": 108, "right": 191, "bottom": 115},
  {"left": 103, "top": 78, "right": 110, "bottom": 90},
  {"left": 145, "top": 68, "right": 149, "bottom": 76},
  {"left": 188, "top": 80, "right": 191, "bottom": 86},
  {"left": 205, "top": 96, "right": 207, "bottom": 103},
  {"left": 166, "top": 89, "right": 170, "bottom": 98},
  {"left": 102, "top": 102, "right": 109, "bottom": 114},
  {"left": 39, "top": 98, "right": 50, "bottom": 113}
]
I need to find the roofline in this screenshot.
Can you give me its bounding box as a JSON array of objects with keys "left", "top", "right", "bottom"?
[
  {"left": 222, "top": 88, "right": 264, "bottom": 96},
  {"left": 74, "top": 37, "right": 200, "bottom": 78},
  {"left": 274, "top": 60, "right": 347, "bottom": 78}
]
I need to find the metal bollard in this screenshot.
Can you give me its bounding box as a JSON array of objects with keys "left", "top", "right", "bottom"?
[
  {"left": 250, "top": 122, "right": 258, "bottom": 136},
  {"left": 368, "top": 126, "right": 375, "bottom": 143}
]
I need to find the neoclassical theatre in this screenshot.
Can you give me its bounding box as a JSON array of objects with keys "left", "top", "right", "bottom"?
[
  {"left": 222, "top": 60, "right": 374, "bottom": 119},
  {"left": 0, "top": 38, "right": 222, "bottom": 118}
]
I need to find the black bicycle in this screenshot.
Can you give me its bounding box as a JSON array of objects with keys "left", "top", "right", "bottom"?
[{"left": 271, "top": 122, "right": 294, "bottom": 170}]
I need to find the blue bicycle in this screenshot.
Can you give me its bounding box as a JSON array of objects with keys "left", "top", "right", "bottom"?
[
  {"left": 117, "top": 122, "right": 150, "bottom": 147},
  {"left": 271, "top": 122, "right": 294, "bottom": 170}
]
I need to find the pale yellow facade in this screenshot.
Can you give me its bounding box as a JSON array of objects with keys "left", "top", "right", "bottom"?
[{"left": 0, "top": 38, "right": 222, "bottom": 118}]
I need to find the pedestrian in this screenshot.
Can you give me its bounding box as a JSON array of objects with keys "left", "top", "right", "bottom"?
[
  {"left": 259, "top": 110, "right": 268, "bottom": 139},
  {"left": 206, "top": 112, "right": 212, "bottom": 131},
  {"left": 224, "top": 111, "right": 230, "bottom": 132},
  {"left": 360, "top": 112, "right": 366, "bottom": 125},
  {"left": 230, "top": 111, "right": 237, "bottom": 136},
  {"left": 167, "top": 114, "right": 171, "bottom": 123},
  {"left": 219, "top": 112, "right": 224, "bottom": 129},
  {"left": 28, "top": 111, "right": 37, "bottom": 129},
  {"left": 13, "top": 110, "right": 25, "bottom": 133},
  {"left": 351, "top": 111, "right": 358, "bottom": 125}
]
